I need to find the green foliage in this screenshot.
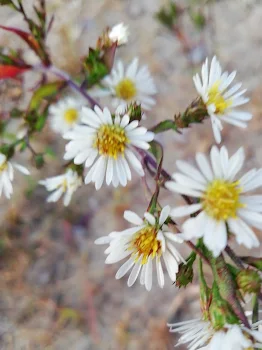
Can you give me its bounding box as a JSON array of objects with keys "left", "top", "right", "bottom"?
[
  {"left": 190, "top": 10, "right": 206, "bottom": 30},
  {"left": 156, "top": 3, "right": 179, "bottom": 30},
  {"left": 29, "top": 82, "right": 64, "bottom": 111},
  {"left": 10, "top": 108, "right": 24, "bottom": 119},
  {"left": 176, "top": 252, "right": 195, "bottom": 288},
  {"left": 209, "top": 282, "right": 239, "bottom": 330},
  {"left": 34, "top": 154, "right": 45, "bottom": 169},
  {"left": 236, "top": 269, "right": 262, "bottom": 294},
  {"left": 84, "top": 48, "right": 109, "bottom": 88},
  {"left": 150, "top": 120, "right": 178, "bottom": 134}
]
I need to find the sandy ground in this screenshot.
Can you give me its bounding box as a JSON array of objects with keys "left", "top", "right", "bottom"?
[{"left": 0, "top": 0, "right": 262, "bottom": 349}]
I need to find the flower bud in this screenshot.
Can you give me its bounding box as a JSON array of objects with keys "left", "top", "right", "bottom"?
[
  {"left": 236, "top": 269, "right": 262, "bottom": 294},
  {"left": 34, "top": 154, "right": 45, "bottom": 169},
  {"left": 209, "top": 283, "right": 239, "bottom": 330},
  {"left": 125, "top": 102, "right": 143, "bottom": 122},
  {"left": 175, "top": 262, "right": 194, "bottom": 288}
]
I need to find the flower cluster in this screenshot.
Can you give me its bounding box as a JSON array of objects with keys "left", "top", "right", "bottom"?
[{"left": 0, "top": 11, "right": 261, "bottom": 350}]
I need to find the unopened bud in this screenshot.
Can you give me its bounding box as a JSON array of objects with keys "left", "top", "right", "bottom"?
[
  {"left": 236, "top": 269, "right": 261, "bottom": 294},
  {"left": 125, "top": 102, "right": 143, "bottom": 122},
  {"left": 34, "top": 154, "right": 45, "bottom": 169},
  {"left": 175, "top": 262, "right": 194, "bottom": 288},
  {"left": 209, "top": 283, "right": 239, "bottom": 330}
]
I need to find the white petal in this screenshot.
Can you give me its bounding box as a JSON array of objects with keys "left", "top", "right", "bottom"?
[
  {"left": 144, "top": 212, "right": 156, "bottom": 225},
  {"left": 159, "top": 205, "right": 171, "bottom": 226},
  {"left": 165, "top": 181, "right": 203, "bottom": 198},
  {"left": 144, "top": 258, "right": 153, "bottom": 291},
  {"left": 115, "top": 257, "right": 135, "bottom": 279},
  {"left": 210, "top": 145, "right": 222, "bottom": 178},
  {"left": 196, "top": 153, "right": 213, "bottom": 181},
  {"left": 203, "top": 219, "right": 227, "bottom": 257},
  {"left": 124, "top": 210, "right": 143, "bottom": 225},
  {"left": 156, "top": 259, "right": 164, "bottom": 288},
  {"left": 176, "top": 160, "right": 207, "bottom": 184},
  {"left": 13, "top": 163, "right": 30, "bottom": 175},
  {"left": 170, "top": 203, "right": 202, "bottom": 218},
  {"left": 127, "top": 260, "right": 142, "bottom": 287}
]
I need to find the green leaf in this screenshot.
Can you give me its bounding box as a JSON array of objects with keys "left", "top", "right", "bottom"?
[
  {"left": 29, "top": 81, "right": 64, "bottom": 111},
  {"left": 150, "top": 119, "right": 178, "bottom": 134},
  {"left": 0, "top": 0, "right": 17, "bottom": 9},
  {"left": 84, "top": 48, "right": 109, "bottom": 87},
  {"left": 34, "top": 154, "right": 45, "bottom": 169},
  {"left": 35, "top": 115, "right": 46, "bottom": 131},
  {"left": 155, "top": 3, "right": 178, "bottom": 30},
  {"left": 190, "top": 11, "right": 206, "bottom": 30},
  {"left": 10, "top": 107, "right": 24, "bottom": 118},
  {"left": 44, "top": 146, "right": 56, "bottom": 158}
]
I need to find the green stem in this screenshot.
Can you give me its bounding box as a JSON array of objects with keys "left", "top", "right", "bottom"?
[
  {"left": 209, "top": 254, "right": 250, "bottom": 329},
  {"left": 252, "top": 294, "right": 259, "bottom": 324}
]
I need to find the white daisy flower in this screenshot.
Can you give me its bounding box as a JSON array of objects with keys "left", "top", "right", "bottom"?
[
  {"left": 39, "top": 168, "right": 82, "bottom": 206},
  {"left": 63, "top": 105, "right": 154, "bottom": 190},
  {"left": 0, "top": 153, "right": 30, "bottom": 199},
  {"left": 95, "top": 206, "right": 184, "bottom": 291},
  {"left": 101, "top": 58, "right": 157, "bottom": 110},
  {"left": 193, "top": 56, "right": 252, "bottom": 143},
  {"left": 166, "top": 145, "right": 262, "bottom": 257},
  {"left": 49, "top": 96, "right": 83, "bottom": 135},
  {"left": 168, "top": 318, "right": 262, "bottom": 350},
  {"left": 108, "top": 23, "right": 129, "bottom": 46}
]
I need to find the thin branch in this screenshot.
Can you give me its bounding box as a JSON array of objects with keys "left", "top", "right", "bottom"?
[
  {"left": 186, "top": 241, "right": 210, "bottom": 266},
  {"left": 47, "top": 66, "right": 101, "bottom": 109},
  {"left": 225, "top": 246, "right": 245, "bottom": 269}
]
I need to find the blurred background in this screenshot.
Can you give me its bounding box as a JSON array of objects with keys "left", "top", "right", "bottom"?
[{"left": 0, "top": 0, "right": 262, "bottom": 349}]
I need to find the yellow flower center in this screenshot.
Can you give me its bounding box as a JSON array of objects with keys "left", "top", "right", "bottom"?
[
  {"left": 115, "top": 78, "right": 137, "bottom": 100},
  {"left": 202, "top": 179, "right": 244, "bottom": 221},
  {"left": 129, "top": 226, "right": 161, "bottom": 265},
  {"left": 0, "top": 161, "right": 7, "bottom": 172},
  {"left": 64, "top": 108, "right": 79, "bottom": 125},
  {"left": 94, "top": 124, "right": 129, "bottom": 159},
  {"left": 207, "top": 82, "right": 232, "bottom": 114}
]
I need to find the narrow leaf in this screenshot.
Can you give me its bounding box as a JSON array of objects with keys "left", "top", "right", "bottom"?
[
  {"left": 0, "top": 25, "right": 40, "bottom": 53},
  {"left": 0, "top": 65, "right": 27, "bottom": 79},
  {"left": 29, "top": 81, "right": 64, "bottom": 111}
]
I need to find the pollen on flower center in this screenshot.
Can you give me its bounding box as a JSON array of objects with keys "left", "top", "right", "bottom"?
[
  {"left": 207, "top": 82, "right": 232, "bottom": 114},
  {"left": 129, "top": 226, "right": 161, "bottom": 265},
  {"left": 115, "top": 78, "right": 137, "bottom": 100},
  {"left": 94, "top": 124, "right": 129, "bottom": 159},
  {"left": 0, "top": 162, "right": 7, "bottom": 172},
  {"left": 64, "top": 108, "right": 79, "bottom": 124},
  {"left": 202, "top": 179, "right": 244, "bottom": 221}
]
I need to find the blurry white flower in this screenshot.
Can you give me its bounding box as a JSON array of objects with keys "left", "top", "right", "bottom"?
[
  {"left": 98, "top": 58, "right": 157, "bottom": 110},
  {"left": 166, "top": 145, "right": 261, "bottom": 257},
  {"left": 168, "top": 318, "right": 262, "bottom": 350},
  {"left": 108, "top": 23, "right": 129, "bottom": 45},
  {"left": 39, "top": 169, "right": 82, "bottom": 206},
  {"left": 95, "top": 206, "right": 184, "bottom": 291},
  {"left": 49, "top": 97, "right": 83, "bottom": 135},
  {"left": 63, "top": 105, "right": 154, "bottom": 190},
  {"left": 0, "top": 153, "right": 30, "bottom": 199},
  {"left": 194, "top": 56, "right": 252, "bottom": 143}
]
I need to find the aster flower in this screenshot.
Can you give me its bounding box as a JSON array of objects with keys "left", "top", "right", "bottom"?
[
  {"left": 63, "top": 105, "right": 154, "bottom": 190},
  {"left": 49, "top": 96, "right": 83, "bottom": 135},
  {"left": 166, "top": 145, "right": 261, "bottom": 257},
  {"left": 0, "top": 153, "right": 30, "bottom": 199},
  {"left": 193, "top": 56, "right": 252, "bottom": 143},
  {"left": 100, "top": 58, "right": 157, "bottom": 110},
  {"left": 168, "top": 318, "right": 262, "bottom": 350},
  {"left": 39, "top": 169, "right": 82, "bottom": 206},
  {"left": 95, "top": 206, "right": 184, "bottom": 291},
  {"left": 108, "top": 23, "right": 129, "bottom": 45}
]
